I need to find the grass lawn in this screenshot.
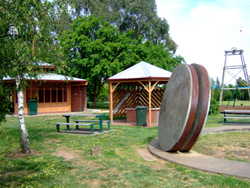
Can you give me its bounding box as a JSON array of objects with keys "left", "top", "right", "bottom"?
[
  {"left": 87, "top": 101, "right": 110, "bottom": 109},
  {"left": 222, "top": 100, "right": 250, "bottom": 107},
  {"left": 0, "top": 113, "right": 250, "bottom": 187}
]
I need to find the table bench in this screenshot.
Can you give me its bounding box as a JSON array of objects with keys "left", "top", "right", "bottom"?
[
  {"left": 223, "top": 110, "right": 250, "bottom": 124},
  {"left": 62, "top": 114, "right": 106, "bottom": 133},
  {"left": 56, "top": 123, "right": 95, "bottom": 134},
  {"left": 75, "top": 120, "right": 111, "bottom": 130}
]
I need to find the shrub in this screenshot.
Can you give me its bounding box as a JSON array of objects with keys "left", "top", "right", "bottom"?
[{"left": 209, "top": 97, "right": 220, "bottom": 115}]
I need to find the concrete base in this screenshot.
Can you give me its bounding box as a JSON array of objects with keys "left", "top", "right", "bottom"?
[{"left": 149, "top": 138, "right": 250, "bottom": 179}]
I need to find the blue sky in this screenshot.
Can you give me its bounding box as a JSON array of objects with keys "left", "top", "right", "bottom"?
[{"left": 156, "top": 0, "right": 250, "bottom": 85}]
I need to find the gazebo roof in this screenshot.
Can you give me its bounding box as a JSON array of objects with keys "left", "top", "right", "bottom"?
[{"left": 108, "top": 61, "right": 172, "bottom": 82}]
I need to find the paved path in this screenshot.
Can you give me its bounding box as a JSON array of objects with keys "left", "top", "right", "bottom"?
[
  {"left": 149, "top": 125, "right": 250, "bottom": 179},
  {"left": 201, "top": 125, "right": 250, "bottom": 135}
]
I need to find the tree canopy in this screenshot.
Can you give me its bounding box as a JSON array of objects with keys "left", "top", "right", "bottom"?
[
  {"left": 60, "top": 15, "right": 183, "bottom": 106},
  {"left": 63, "top": 0, "right": 177, "bottom": 53}
]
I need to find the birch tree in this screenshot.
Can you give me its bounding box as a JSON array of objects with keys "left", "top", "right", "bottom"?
[{"left": 0, "top": 0, "right": 60, "bottom": 153}]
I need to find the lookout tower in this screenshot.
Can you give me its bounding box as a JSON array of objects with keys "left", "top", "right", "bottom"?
[{"left": 220, "top": 47, "right": 249, "bottom": 104}]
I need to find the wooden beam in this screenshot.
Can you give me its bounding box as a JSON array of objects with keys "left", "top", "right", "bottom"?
[
  {"left": 148, "top": 81, "right": 152, "bottom": 127},
  {"left": 109, "top": 83, "right": 113, "bottom": 122},
  {"left": 139, "top": 81, "right": 149, "bottom": 92},
  {"left": 139, "top": 80, "right": 159, "bottom": 127},
  {"left": 111, "top": 82, "right": 120, "bottom": 93},
  {"left": 150, "top": 81, "right": 159, "bottom": 92},
  {"left": 70, "top": 83, "right": 88, "bottom": 86}
]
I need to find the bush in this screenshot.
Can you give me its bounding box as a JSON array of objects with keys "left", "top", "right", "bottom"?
[
  {"left": 222, "top": 90, "right": 232, "bottom": 101},
  {"left": 209, "top": 97, "right": 220, "bottom": 115}
]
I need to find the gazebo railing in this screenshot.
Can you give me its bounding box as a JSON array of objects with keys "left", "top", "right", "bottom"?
[{"left": 113, "top": 88, "right": 164, "bottom": 117}]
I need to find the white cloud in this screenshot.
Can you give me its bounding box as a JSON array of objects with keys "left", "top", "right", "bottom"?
[{"left": 156, "top": 0, "right": 250, "bottom": 85}]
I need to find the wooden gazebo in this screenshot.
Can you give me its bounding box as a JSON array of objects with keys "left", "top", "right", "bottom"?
[{"left": 107, "top": 61, "right": 172, "bottom": 127}]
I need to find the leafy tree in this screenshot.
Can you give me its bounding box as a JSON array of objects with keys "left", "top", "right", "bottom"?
[
  {"left": 98, "top": 84, "right": 109, "bottom": 101},
  {"left": 211, "top": 77, "right": 221, "bottom": 101},
  {"left": 236, "top": 77, "right": 250, "bottom": 100},
  {"left": 0, "top": 83, "right": 11, "bottom": 128},
  {"left": 0, "top": 0, "right": 59, "bottom": 153},
  {"left": 209, "top": 97, "right": 219, "bottom": 115},
  {"left": 61, "top": 16, "right": 134, "bottom": 106},
  {"left": 130, "top": 39, "right": 183, "bottom": 72},
  {"left": 60, "top": 15, "right": 183, "bottom": 107},
  {"left": 69, "top": 0, "right": 177, "bottom": 53},
  {"left": 222, "top": 89, "right": 232, "bottom": 101}
]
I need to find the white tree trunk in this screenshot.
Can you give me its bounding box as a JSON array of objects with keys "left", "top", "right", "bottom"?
[{"left": 16, "top": 76, "right": 31, "bottom": 153}]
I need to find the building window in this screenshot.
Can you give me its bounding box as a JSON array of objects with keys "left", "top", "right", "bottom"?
[
  {"left": 52, "top": 90, "right": 57, "bottom": 103},
  {"left": 58, "top": 89, "right": 62, "bottom": 102},
  {"left": 28, "top": 83, "right": 67, "bottom": 103},
  {"left": 45, "top": 90, "right": 50, "bottom": 103},
  {"left": 64, "top": 89, "right": 67, "bottom": 102},
  {"left": 38, "top": 90, "right": 44, "bottom": 103}
]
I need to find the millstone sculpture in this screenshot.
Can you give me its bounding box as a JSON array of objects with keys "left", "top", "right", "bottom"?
[{"left": 158, "top": 64, "right": 211, "bottom": 152}]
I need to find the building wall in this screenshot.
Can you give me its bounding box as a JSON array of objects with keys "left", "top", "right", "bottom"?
[
  {"left": 13, "top": 82, "right": 87, "bottom": 115},
  {"left": 71, "top": 85, "right": 87, "bottom": 112},
  {"left": 126, "top": 108, "right": 160, "bottom": 124}
]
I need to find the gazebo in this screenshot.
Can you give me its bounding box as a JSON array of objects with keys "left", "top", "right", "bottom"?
[{"left": 107, "top": 61, "right": 172, "bottom": 126}]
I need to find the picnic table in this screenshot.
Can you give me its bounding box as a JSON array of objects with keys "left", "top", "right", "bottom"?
[{"left": 62, "top": 114, "right": 106, "bottom": 132}]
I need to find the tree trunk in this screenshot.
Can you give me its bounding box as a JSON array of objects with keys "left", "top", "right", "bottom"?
[
  {"left": 16, "top": 76, "right": 31, "bottom": 154},
  {"left": 93, "top": 94, "right": 97, "bottom": 108},
  {"left": 92, "top": 79, "right": 103, "bottom": 108}
]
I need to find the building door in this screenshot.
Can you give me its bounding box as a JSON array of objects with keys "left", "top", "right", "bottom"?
[
  {"left": 71, "top": 86, "right": 80, "bottom": 112},
  {"left": 71, "top": 85, "right": 87, "bottom": 112}
]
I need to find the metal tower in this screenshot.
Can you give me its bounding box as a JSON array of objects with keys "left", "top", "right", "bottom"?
[{"left": 220, "top": 48, "right": 250, "bottom": 104}]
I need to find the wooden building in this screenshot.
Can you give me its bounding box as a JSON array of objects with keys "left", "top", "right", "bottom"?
[{"left": 3, "top": 62, "right": 88, "bottom": 115}]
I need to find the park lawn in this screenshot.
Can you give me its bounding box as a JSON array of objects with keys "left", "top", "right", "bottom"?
[
  {"left": 87, "top": 101, "right": 110, "bottom": 109},
  {"left": 222, "top": 100, "right": 250, "bottom": 107},
  {"left": 0, "top": 113, "right": 250, "bottom": 187}
]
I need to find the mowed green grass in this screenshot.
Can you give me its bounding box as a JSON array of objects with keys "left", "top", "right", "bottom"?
[
  {"left": 222, "top": 100, "right": 250, "bottom": 107},
  {"left": 0, "top": 113, "right": 250, "bottom": 187}
]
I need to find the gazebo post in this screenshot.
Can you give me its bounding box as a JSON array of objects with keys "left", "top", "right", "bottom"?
[
  {"left": 148, "top": 81, "right": 152, "bottom": 127},
  {"left": 109, "top": 83, "right": 113, "bottom": 122},
  {"left": 109, "top": 82, "right": 120, "bottom": 122}
]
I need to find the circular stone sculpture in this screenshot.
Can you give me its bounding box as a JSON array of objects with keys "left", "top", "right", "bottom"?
[
  {"left": 180, "top": 64, "right": 211, "bottom": 151},
  {"left": 158, "top": 64, "right": 199, "bottom": 151}
]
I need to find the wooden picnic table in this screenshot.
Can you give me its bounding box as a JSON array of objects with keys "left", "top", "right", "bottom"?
[{"left": 62, "top": 114, "right": 106, "bottom": 132}]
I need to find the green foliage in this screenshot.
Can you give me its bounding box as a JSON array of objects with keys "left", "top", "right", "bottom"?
[
  {"left": 69, "top": 0, "right": 177, "bottom": 53},
  {"left": 60, "top": 15, "right": 183, "bottom": 106},
  {"left": 210, "top": 77, "right": 221, "bottom": 101},
  {"left": 98, "top": 84, "right": 109, "bottom": 101},
  {"left": 213, "top": 88, "right": 220, "bottom": 101},
  {"left": 0, "top": 0, "right": 59, "bottom": 81},
  {"left": 0, "top": 84, "right": 11, "bottom": 125},
  {"left": 61, "top": 15, "right": 126, "bottom": 105},
  {"left": 222, "top": 89, "right": 232, "bottom": 101},
  {"left": 209, "top": 97, "right": 220, "bottom": 115}
]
